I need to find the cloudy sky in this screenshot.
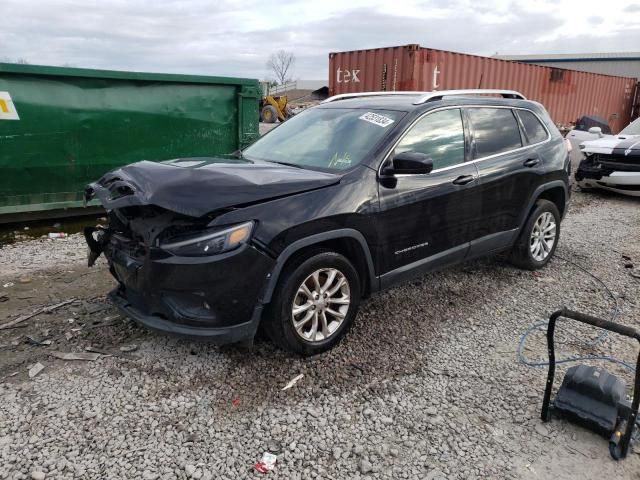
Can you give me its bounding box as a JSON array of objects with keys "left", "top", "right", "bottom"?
[{"left": 2, "top": 0, "right": 639, "bottom": 81}]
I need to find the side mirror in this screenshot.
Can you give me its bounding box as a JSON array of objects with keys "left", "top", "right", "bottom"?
[
  {"left": 588, "top": 126, "right": 603, "bottom": 137},
  {"left": 382, "top": 151, "right": 434, "bottom": 176}
]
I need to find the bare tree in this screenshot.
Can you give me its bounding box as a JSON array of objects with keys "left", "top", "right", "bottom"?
[
  {"left": 266, "top": 50, "right": 295, "bottom": 85},
  {"left": 0, "top": 57, "right": 30, "bottom": 64}
]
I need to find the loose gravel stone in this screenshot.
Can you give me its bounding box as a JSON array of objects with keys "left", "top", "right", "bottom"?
[
  {"left": 359, "top": 459, "right": 373, "bottom": 474},
  {"left": 535, "top": 424, "right": 549, "bottom": 437},
  {"left": 425, "top": 406, "right": 438, "bottom": 416}
]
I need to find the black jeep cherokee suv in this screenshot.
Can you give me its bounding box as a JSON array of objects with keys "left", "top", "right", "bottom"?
[{"left": 85, "top": 89, "right": 571, "bottom": 355}]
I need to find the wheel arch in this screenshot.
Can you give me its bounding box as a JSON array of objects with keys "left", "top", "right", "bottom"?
[
  {"left": 519, "top": 180, "right": 568, "bottom": 229},
  {"left": 260, "top": 229, "right": 377, "bottom": 304},
  {"left": 537, "top": 186, "right": 567, "bottom": 218}
]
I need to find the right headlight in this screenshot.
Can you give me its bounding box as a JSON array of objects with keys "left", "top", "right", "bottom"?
[{"left": 161, "top": 221, "right": 254, "bottom": 257}]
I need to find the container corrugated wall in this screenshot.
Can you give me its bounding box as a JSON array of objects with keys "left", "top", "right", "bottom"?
[
  {"left": 0, "top": 63, "right": 261, "bottom": 216},
  {"left": 329, "top": 45, "right": 637, "bottom": 133}
]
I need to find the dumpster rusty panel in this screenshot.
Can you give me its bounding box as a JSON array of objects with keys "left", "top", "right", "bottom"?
[
  {"left": 329, "top": 45, "right": 637, "bottom": 133},
  {"left": 0, "top": 63, "right": 260, "bottom": 215}
]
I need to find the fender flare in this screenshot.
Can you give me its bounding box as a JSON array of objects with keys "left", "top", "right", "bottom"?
[
  {"left": 519, "top": 180, "right": 569, "bottom": 229},
  {"left": 260, "top": 228, "right": 378, "bottom": 304}
]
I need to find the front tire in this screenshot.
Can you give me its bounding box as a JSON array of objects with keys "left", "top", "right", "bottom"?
[
  {"left": 260, "top": 105, "right": 278, "bottom": 123},
  {"left": 510, "top": 199, "right": 561, "bottom": 270},
  {"left": 264, "top": 251, "right": 361, "bottom": 355}
]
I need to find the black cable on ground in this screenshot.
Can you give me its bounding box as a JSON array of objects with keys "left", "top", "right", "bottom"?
[{"left": 516, "top": 253, "right": 635, "bottom": 371}]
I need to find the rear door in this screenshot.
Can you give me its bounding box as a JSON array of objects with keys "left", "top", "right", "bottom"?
[
  {"left": 465, "top": 106, "right": 548, "bottom": 255},
  {"left": 376, "top": 108, "right": 482, "bottom": 286}
]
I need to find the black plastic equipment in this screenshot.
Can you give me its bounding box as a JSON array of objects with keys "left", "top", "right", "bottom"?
[
  {"left": 541, "top": 308, "right": 640, "bottom": 460},
  {"left": 554, "top": 364, "right": 626, "bottom": 434}
]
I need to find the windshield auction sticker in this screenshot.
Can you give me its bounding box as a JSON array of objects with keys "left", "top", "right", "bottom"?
[
  {"left": 359, "top": 112, "right": 394, "bottom": 128},
  {"left": 0, "top": 92, "right": 20, "bottom": 120}
]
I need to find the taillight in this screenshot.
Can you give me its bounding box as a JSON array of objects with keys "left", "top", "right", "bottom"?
[{"left": 564, "top": 138, "right": 573, "bottom": 153}]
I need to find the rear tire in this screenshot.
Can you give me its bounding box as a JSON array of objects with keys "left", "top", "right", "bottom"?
[
  {"left": 509, "top": 199, "right": 561, "bottom": 270},
  {"left": 261, "top": 105, "right": 278, "bottom": 124},
  {"left": 264, "top": 251, "right": 361, "bottom": 356}
]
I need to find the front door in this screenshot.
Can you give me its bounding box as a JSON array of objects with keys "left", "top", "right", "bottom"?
[{"left": 376, "top": 108, "right": 482, "bottom": 287}]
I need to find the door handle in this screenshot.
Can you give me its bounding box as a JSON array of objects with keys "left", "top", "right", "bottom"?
[
  {"left": 452, "top": 175, "right": 475, "bottom": 185},
  {"left": 523, "top": 158, "right": 540, "bottom": 167}
]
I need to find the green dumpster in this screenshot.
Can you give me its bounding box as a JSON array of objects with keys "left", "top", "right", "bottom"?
[{"left": 0, "top": 63, "right": 261, "bottom": 217}]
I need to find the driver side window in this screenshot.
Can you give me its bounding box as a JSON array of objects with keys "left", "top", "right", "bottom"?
[{"left": 395, "top": 109, "right": 465, "bottom": 170}]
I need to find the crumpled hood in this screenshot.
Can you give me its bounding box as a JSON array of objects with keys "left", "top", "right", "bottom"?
[
  {"left": 581, "top": 134, "right": 640, "bottom": 155},
  {"left": 86, "top": 157, "right": 342, "bottom": 217}
]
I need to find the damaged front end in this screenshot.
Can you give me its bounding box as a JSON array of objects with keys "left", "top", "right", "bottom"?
[
  {"left": 82, "top": 157, "right": 343, "bottom": 342},
  {"left": 576, "top": 149, "right": 640, "bottom": 197},
  {"left": 84, "top": 179, "right": 275, "bottom": 343}
]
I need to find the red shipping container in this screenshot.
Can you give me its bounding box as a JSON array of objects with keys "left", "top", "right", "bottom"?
[{"left": 329, "top": 45, "right": 638, "bottom": 133}]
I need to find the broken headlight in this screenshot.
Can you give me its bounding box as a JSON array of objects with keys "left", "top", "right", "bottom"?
[{"left": 161, "top": 221, "right": 254, "bottom": 257}]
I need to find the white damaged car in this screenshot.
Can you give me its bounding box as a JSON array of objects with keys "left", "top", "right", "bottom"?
[{"left": 575, "top": 117, "right": 640, "bottom": 197}]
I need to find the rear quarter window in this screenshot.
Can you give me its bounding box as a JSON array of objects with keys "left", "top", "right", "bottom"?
[
  {"left": 517, "top": 110, "right": 549, "bottom": 144},
  {"left": 467, "top": 108, "right": 522, "bottom": 158}
]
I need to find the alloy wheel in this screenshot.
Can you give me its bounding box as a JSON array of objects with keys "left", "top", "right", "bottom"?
[
  {"left": 530, "top": 211, "right": 556, "bottom": 262},
  {"left": 291, "top": 268, "right": 351, "bottom": 343}
]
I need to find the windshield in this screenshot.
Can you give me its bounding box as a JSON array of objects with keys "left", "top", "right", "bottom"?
[
  {"left": 243, "top": 107, "right": 405, "bottom": 171},
  {"left": 620, "top": 117, "right": 640, "bottom": 136}
]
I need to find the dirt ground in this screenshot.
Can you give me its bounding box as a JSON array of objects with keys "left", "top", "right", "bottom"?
[{"left": 1, "top": 189, "right": 639, "bottom": 479}]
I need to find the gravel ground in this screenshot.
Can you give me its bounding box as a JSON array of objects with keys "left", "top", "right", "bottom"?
[
  {"left": 0, "top": 234, "right": 97, "bottom": 278},
  {"left": 1, "top": 189, "right": 639, "bottom": 479},
  {"left": 259, "top": 122, "right": 279, "bottom": 136}
]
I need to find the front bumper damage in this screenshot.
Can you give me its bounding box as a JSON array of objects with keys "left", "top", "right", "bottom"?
[
  {"left": 85, "top": 210, "right": 275, "bottom": 344},
  {"left": 108, "top": 290, "right": 265, "bottom": 343},
  {"left": 81, "top": 157, "right": 342, "bottom": 344},
  {"left": 575, "top": 154, "right": 640, "bottom": 197}
]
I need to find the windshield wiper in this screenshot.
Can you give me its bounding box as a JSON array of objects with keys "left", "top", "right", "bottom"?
[{"left": 264, "top": 160, "right": 306, "bottom": 169}]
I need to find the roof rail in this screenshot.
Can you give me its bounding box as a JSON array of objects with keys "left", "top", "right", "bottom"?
[
  {"left": 321, "top": 89, "right": 527, "bottom": 104},
  {"left": 322, "top": 88, "right": 527, "bottom": 105},
  {"left": 412, "top": 89, "right": 526, "bottom": 104},
  {"left": 321, "top": 91, "right": 430, "bottom": 103}
]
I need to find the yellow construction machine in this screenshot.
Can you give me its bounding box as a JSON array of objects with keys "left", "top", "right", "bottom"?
[{"left": 260, "top": 95, "right": 293, "bottom": 123}]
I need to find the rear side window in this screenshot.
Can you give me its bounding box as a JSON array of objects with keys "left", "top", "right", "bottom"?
[
  {"left": 517, "top": 110, "right": 549, "bottom": 144},
  {"left": 395, "top": 108, "right": 465, "bottom": 170},
  {"left": 467, "top": 108, "right": 522, "bottom": 158}
]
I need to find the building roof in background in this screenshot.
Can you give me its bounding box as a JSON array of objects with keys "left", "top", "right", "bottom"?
[{"left": 495, "top": 52, "right": 640, "bottom": 62}]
